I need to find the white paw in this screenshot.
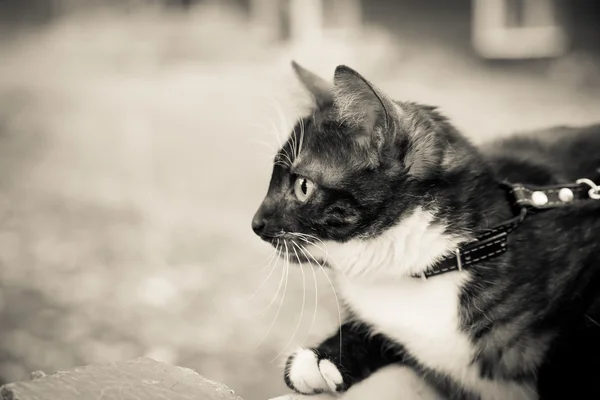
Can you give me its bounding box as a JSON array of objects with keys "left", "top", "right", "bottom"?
[
  {"left": 286, "top": 349, "right": 344, "bottom": 394},
  {"left": 268, "top": 393, "right": 337, "bottom": 400},
  {"left": 318, "top": 359, "right": 344, "bottom": 392}
]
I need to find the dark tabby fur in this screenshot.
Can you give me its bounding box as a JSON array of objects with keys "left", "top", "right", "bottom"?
[{"left": 251, "top": 62, "right": 600, "bottom": 400}]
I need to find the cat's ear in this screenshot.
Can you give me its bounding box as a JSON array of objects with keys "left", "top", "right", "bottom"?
[
  {"left": 291, "top": 61, "right": 333, "bottom": 108},
  {"left": 332, "top": 65, "right": 397, "bottom": 134}
]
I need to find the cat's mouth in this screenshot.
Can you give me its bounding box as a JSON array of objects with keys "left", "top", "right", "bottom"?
[{"left": 263, "top": 233, "right": 328, "bottom": 267}]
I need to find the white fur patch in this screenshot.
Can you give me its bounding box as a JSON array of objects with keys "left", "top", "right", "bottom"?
[
  {"left": 304, "top": 207, "right": 537, "bottom": 400},
  {"left": 340, "top": 365, "right": 445, "bottom": 400},
  {"left": 307, "top": 207, "right": 464, "bottom": 279},
  {"left": 318, "top": 359, "right": 343, "bottom": 391},
  {"left": 343, "top": 277, "right": 535, "bottom": 399},
  {"left": 287, "top": 349, "right": 340, "bottom": 394}
]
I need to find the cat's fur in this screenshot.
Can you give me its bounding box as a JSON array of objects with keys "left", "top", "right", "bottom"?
[{"left": 252, "top": 62, "right": 600, "bottom": 400}]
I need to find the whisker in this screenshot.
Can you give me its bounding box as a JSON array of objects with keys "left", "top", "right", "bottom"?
[
  {"left": 245, "top": 241, "right": 280, "bottom": 303},
  {"left": 273, "top": 160, "right": 291, "bottom": 169},
  {"left": 298, "top": 243, "right": 343, "bottom": 363},
  {"left": 292, "top": 234, "right": 354, "bottom": 285},
  {"left": 254, "top": 154, "right": 279, "bottom": 168},
  {"left": 272, "top": 97, "right": 293, "bottom": 156},
  {"left": 291, "top": 102, "right": 306, "bottom": 160},
  {"left": 266, "top": 118, "right": 284, "bottom": 147},
  {"left": 244, "top": 243, "right": 279, "bottom": 271},
  {"left": 293, "top": 241, "right": 319, "bottom": 348},
  {"left": 290, "top": 125, "right": 298, "bottom": 163},
  {"left": 270, "top": 97, "right": 297, "bottom": 167},
  {"left": 256, "top": 239, "right": 291, "bottom": 348},
  {"left": 269, "top": 242, "right": 307, "bottom": 363},
  {"left": 298, "top": 117, "right": 305, "bottom": 159},
  {"left": 263, "top": 118, "right": 292, "bottom": 169},
  {"left": 279, "top": 145, "right": 294, "bottom": 168},
  {"left": 258, "top": 115, "right": 286, "bottom": 162},
  {"left": 260, "top": 93, "right": 290, "bottom": 146},
  {"left": 586, "top": 314, "right": 600, "bottom": 327},
  {"left": 256, "top": 246, "right": 286, "bottom": 317},
  {"left": 263, "top": 95, "right": 294, "bottom": 165},
  {"left": 250, "top": 117, "right": 292, "bottom": 169},
  {"left": 288, "top": 233, "right": 330, "bottom": 265},
  {"left": 255, "top": 92, "right": 304, "bottom": 170},
  {"left": 289, "top": 232, "right": 328, "bottom": 249},
  {"left": 277, "top": 151, "right": 293, "bottom": 169},
  {"left": 288, "top": 232, "right": 355, "bottom": 286},
  {"left": 289, "top": 233, "right": 356, "bottom": 291}
]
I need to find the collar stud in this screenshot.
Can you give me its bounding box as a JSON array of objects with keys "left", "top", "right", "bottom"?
[
  {"left": 531, "top": 191, "right": 548, "bottom": 206},
  {"left": 558, "top": 188, "right": 574, "bottom": 202}
]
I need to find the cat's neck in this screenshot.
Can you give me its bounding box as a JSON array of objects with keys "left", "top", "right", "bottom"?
[
  {"left": 309, "top": 156, "right": 513, "bottom": 281},
  {"left": 435, "top": 167, "right": 515, "bottom": 235},
  {"left": 321, "top": 206, "right": 471, "bottom": 279}
]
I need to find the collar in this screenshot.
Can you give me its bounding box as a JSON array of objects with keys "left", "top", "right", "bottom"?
[{"left": 414, "top": 176, "right": 600, "bottom": 280}]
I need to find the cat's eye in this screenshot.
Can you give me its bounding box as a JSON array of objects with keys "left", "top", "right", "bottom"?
[{"left": 294, "top": 176, "right": 315, "bottom": 202}]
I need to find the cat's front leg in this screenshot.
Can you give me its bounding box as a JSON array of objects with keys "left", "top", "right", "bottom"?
[
  {"left": 273, "top": 365, "right": 445, "bottom": 400},
  {"left": 284, "top": 321, "right": 404, "bottom": 395}
]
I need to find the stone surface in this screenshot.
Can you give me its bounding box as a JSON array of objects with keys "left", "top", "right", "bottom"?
[{"left": 0, "top": 358, "right": 243, "bottom": 400}]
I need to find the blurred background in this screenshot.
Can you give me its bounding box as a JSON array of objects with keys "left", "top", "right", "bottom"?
[{"left": 0, "top": 0, "right": 599, "bottom": 399}]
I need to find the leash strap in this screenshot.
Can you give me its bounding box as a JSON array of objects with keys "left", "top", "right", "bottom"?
[{"left": 417, "top": 176, "right": 600, "bottom": 279}]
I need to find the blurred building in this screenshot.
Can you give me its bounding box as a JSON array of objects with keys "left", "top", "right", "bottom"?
[{"left": 2, "top": 0, "right": 599, "bottom": 61}]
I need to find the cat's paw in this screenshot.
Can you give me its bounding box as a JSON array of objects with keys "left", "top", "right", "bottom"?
[{"left": 284, "top": 348, "right": 345, "bottom": 394}]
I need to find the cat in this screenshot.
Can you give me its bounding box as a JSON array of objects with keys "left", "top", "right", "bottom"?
[{"left": 251, "top": 61, "right": 600, "bottom": 400}]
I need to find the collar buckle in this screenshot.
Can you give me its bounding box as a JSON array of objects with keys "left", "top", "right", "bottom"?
[
  {"left": 455, "top": 248, "right": 462, "bottom": 271},
  {"left": 577, "top": 178, "right": 600, "bottom": 200}
]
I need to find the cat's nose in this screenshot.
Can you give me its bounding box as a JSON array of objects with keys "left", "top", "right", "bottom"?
[
  {"left": 251, "top": 214, "right": 266, "bottom": 236},
  {"left": 252, "top": 199, "right": 275, "bottom": 238},
  {"left": 252, "top": 204, "right": 271, "bottom": 236}
]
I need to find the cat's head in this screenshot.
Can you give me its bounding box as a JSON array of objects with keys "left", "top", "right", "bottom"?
[{"left": 252, "top": 63, "right": 489, "bottom": 278}]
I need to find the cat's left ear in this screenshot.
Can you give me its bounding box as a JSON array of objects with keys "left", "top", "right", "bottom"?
[
  {"left": 332, "top": 65, "right": 398, "bottom": 135},
  {"left": 291, "top": 61, "right": 333, "bottom": 109}
]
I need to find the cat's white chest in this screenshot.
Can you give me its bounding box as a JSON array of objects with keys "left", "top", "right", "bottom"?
[
  {"left": 309, "top": 206, "right": 536, "bottom": 399},
  {"left": 338, "top": 273, "right": 536, "bottom": 400},
  {"left": 339, "top": 272, "right": 474, "bottom": 375}
]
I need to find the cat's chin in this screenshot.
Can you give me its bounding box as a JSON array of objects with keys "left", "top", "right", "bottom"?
[
  {"left": 269, "top": 240, "right": 330, "bottom": 268},
  {"left": 276, "top": 245, "right": 317, "bottom": 266}
]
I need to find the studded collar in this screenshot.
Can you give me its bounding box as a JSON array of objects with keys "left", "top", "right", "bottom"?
[{"left": 415, "top": 175, "right": 600, "bottom": 280}]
